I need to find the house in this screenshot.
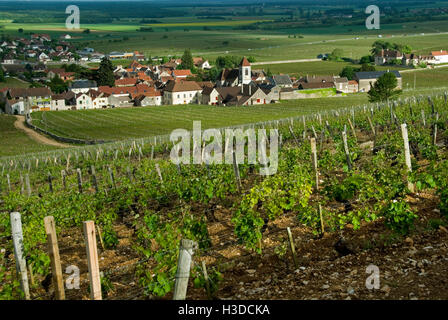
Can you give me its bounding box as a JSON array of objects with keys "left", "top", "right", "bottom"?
[
  {"left": 334, "top": 77, "right": 349, "bottom": 93},
  {"left": 108, "top": 95, "right": 133, "bottom": 108},
  {"left": 7, "top": 87, "right": 52, "bottom": 112},
  {"left": 163, "top": 80, "right": 202, "bottom": 105},
  {"left": 38, "top": 53, "right": 50, "bottom": 62},
  {"left": 375, "top": 49, "right": 403, "bottom": 65},
  {"left": 115, "top": 78, "right": 138, "bottom": 87},
  {"left": 419, "top": 55, "right": 437, "bottom": 65},
  {"left": 258, "top": 83, "right": 281, "bottom": 101},
  {"left": 69, "top": 80, "right": 98, "bottom": 94},
  {"left": 216, "top": 57, "right": 252, "bottom": 87},
  {"left": 298, "top": 82, "right": 335, "bottom": 90},
  {"left": 193, "top": 57, "right": 211, "bottom": 70},
  {"left": 51, "top": 91, "right": 76, "bottom": 111},
  {"left": 47, "top": 69, "right": 75, "bottom": 82},
  {"left": 348, "top": 80, "right": 359, "bottom": 93},
  {"left": 225, "top": 84, "right": 269, "bottom": 106},
  {"left": 402, "top": 53, "right": 420, "bottom": 66},
  {"left": 355, "top": 70, "right": 402, "bottom": 92},
  {"left": 133, "top": 51, "right": 146, "bottom": 62},
  {"left": 272, "top": 74, "right": 293, "bottom": 88},
  {"left": 217, "top": 68, "right": 240, "bottom": 87},
  {"left": 108, "top": 52, "right": 126, "bottom": 60},
  {"left": 133, "top": 88, "right": 163, "bottom": 106},
  {"left": 5, "top": 98, "right": 26, "bottom": 115},
  {"left": 172, "top": 69, "right": 193, "bottom": 80},
  {"left": 99, "top": 84, "right": 152, "bottom": 97},
  {"left": 431, "top": 50, "right": 448, "bottom": 64},
  {"left": 252, "top": 70, "right": 266, "bottom": 82}
]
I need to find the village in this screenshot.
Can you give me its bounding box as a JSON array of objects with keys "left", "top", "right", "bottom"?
[{"left": 1, "top": 33, "right": 448, "bottom": 115}]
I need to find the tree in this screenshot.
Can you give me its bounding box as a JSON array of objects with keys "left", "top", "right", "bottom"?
[
  {"left": 266, "top": 68, "right": 273, "bottom": 78},
  {"left": 360, "top": 55, "right": 374, "bottom": 64},
  {"left": 180, "top": 49, "right": 194, "bottom": 70},
  {"left": 97, "top": 57, "right": 115, "bottom": 87},
  {"left": 340, "top": 66, "right": 355, "bottom": 80},
  {"left": 360, "top": 63, "right": 376, "bottom": 72},
  {"left": 327, "top": 48, "right": 344, "bottom": 61},
  {"left": 48, "top": 75, "right": 68, "bottom": 94},
  {"left": 0, "top": 68, "right": 4, "bottom": 82},
  {"left": 368, "top": 72, "right": 402, "bottom": 102}
]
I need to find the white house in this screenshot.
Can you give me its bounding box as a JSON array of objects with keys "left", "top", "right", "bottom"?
[
  {"left": 76, "top": 92, "right": 93, "bottom": 109},
  {"left": 431, "top": 50, "right": 448, "bottom": 64},
  {"left": 38, "top": 52, "right": 50, "bottom": 62},
  {"left": 163, "top": 80, "right": 202, "bottom": 105},
  {"left": 5, "top": 99, "right": 26, "bottom": 115}
]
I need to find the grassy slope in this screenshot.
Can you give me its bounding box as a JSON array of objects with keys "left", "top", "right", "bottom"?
[
  {"left": 0, "top": 115, "right": 57, "bottom": 157},
  {"left": 29, "top": 66, "right": 448, "bottom": 142},
  {"left": 0, "top": 77, "right": 30, "bottom": 89}
]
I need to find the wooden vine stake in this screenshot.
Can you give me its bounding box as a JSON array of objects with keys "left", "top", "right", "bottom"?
[
  {"left": 47, "top": 172, "right": 53, "bottom": 193},
  {"left": 286, "top": 227, "right": 298, "bottom": 269},
  {"left": 232, "top": 150, "right": 242, "bottom": 193},
  {"left": 367, "top": 115, "right": 376, "bottom": 136},
  {"left": 91, "top": 166, "right": 99, "bottom": 194},
  {"left": 319, "top": 204, "right": 325, "bottom": 235},
  {"left": 347, "top": 118, "right": 357, "bottom": 143},
  {"left": 433, "top": 113, "right": 439, "bottom": 146},
  {"left": 25, "top": 174, "right": 31, "bottom": 197},
  {"left": 155, "top": 163, "right": 164, "bottom": 184},
  {"left": 76, "top": 168, "right": 83, "bottom": 194},
  {"left": 401, "top": 124, "right": 415, "bottom": 193},
  {"left": 108, "top": 166, "right": 116, "bottom": 189},
  {"left": 44, "top": 216, "right": 65, "bottom": 300},
  {"left": 173, "top": 239, "right": 197, "bottom": 300},
  {"left": 421, "top": 109, "right": 426, "bottom": 127},
  {"left": 61, "top": 170, "right": 67, "bottom": 190},
  {"left": 6, "top": 173, "right": 11, "bottom": 192},
  {"left": 10, "top": 212, "right": 30, "bottom": 300},
  {"left": 201, "top": 260, "right": 211, "bottom": 299},
  {"left": 342, "top": 128, "right": 352, "bottom": 171},
  {"left": 310, "top": 138, "right": 319, "bottom": 191},
  {"left": 83, "top": 221, "right": 102, "bottom": 300}
]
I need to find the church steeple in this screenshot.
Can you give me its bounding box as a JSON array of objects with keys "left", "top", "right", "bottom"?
[{"left": 239, "top": 57, "right": 251, "bottom": 85}]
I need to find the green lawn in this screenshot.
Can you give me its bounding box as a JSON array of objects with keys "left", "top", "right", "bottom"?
[{"left": 0, "top": 115, "right": 58, "bottom": 157}]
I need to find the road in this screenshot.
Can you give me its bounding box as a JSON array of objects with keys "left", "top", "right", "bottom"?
[
  {"left": 14, "top": 116, "right": 70, "bottom": 148},
  {"left": 251, "top": 59, "right": 321, "bottom": 66}
]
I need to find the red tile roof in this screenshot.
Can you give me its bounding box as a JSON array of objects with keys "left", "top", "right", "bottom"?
[
  {"left": 115, "top": 78, "right": 138, "bottom": 86},
  {"left": 173, "top": 69, "right": 193, "bottom": 77},
  {"left": 431, "top": 50, "right": 448, "bottom": 56},
  {"left": 240, "top": 57, "right": 251, "bottom": 67}
]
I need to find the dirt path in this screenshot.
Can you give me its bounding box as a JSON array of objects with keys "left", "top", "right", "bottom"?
[{"left": 14, "top": 115, "right": 70, "bottom": 148}]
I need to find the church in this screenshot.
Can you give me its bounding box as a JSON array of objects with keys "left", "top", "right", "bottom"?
[{"left": 216, "top": 57, "right": 252, "bottom": 87}]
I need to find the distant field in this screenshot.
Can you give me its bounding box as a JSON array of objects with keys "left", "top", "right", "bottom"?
[
  {"left": 0, "top": 115, "right": 57, "bottom": 157},
  {"left": 255, "top": 61, "right": 408, "bottom": 77},
  {"left": 3, "top": 19, "right": 448, "bottom": 62}
]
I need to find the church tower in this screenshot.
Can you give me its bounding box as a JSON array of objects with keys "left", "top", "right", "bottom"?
[{"left": 239, "top": 57, "right": 251, "bottom": 85}]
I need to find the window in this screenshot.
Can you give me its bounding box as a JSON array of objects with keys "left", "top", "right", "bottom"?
[{"left": 245, "top": 69, "right": 248, "bottom": 76}]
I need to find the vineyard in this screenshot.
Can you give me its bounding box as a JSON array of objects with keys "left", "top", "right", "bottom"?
[{"left": 1, "top": 94, "right": 448, "bottom": 300}]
